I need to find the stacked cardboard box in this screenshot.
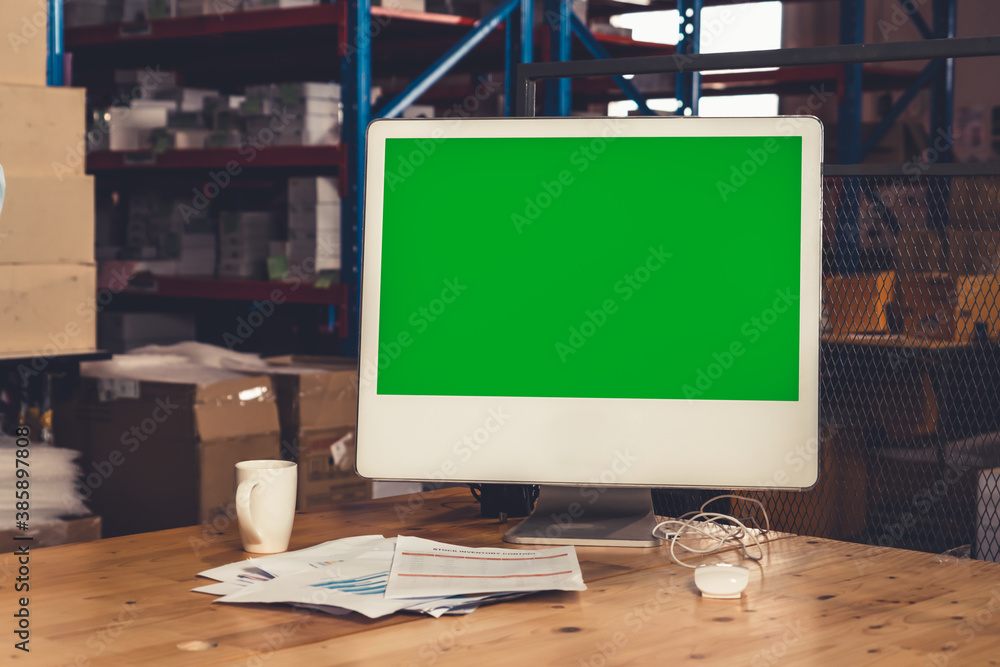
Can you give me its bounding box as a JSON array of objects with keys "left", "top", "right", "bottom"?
[
  {"left": 287, "top": 176, "right": 341, "bottom": 274},
  {"left": 0, "top": 6, "right": 96, "bottom": 357},
  {"left": 53, "top": 358, "right": 281, "bottom": 536},
  {"left": 264, "top": 356, "right": 367, "bottom": 510},
  {"left": 823, "top": 272, "right": 895, "bottom": 336}
]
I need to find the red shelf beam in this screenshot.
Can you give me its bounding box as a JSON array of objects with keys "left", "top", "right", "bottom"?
[
  {"left": 65, "top": 5, "right": 342, "bottom": 46},
  {"left": 111, "top": 276, "right": 350, "bottom": 337},
  {"left": 86, "top": 145, "right": 342, "bottom": 171}
]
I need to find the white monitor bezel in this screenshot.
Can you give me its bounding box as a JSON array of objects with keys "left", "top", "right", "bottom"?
[{"left": 357, "top": 116, "right": 823, "bottom": 491}]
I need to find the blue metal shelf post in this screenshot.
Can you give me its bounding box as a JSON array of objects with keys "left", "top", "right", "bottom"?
[
  {"left": 47, "top": 0, "right": 64, "bottom": 85},
  {"left": 835, "top": 0, "right": 865, "bottom": 273},
  {"left": 342, "top": 0, "right": 372, "bottom": 355},
  {"left": 675, "top": 0, "right": 702, "bottom": 116},
  {"left": 928, "top": 0, "right": 956, "bottom": 233}
]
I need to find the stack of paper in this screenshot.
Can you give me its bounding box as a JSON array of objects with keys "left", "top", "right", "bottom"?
[{"left": 193, "top": 535, "right": 586, "bottom": 619}]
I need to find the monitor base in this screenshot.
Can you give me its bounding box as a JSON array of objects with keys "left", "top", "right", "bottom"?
[{"left": 503, "top": 486, "right": 662, "bottom": 547}]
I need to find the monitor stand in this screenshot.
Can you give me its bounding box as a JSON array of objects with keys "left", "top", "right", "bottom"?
[{"left": 502, "top": 486, "right": 662, "bottom": 547}]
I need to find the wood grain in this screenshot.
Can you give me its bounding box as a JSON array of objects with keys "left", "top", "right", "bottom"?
[{"left": 4, "top": 488, "right": 999, "bottom": 666}]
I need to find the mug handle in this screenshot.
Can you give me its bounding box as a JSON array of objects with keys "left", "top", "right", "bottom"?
[{"left": 236, "top": 479, "right": 263, "bottom": 545}]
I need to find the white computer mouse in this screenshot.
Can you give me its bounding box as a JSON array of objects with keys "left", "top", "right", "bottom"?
[{"left": 693, "top": 563, "right": 749, "bottom": 599}]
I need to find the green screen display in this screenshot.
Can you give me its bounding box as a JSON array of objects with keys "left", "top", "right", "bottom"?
[{"left": 375, "top": 135, "right": 802, "bottom": 401}]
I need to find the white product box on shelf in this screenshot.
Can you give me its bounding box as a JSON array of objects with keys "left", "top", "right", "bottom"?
[
  {"left": 288, "top": 202, "right": 341, "bottom": 231},
  {"left": 171, "top": 129, "right": 212, "bottom": 149},
  {"left": 109, "top": 105, "right": 170, "bottom": 151},
  {"left": 288, "top": 176, "right": 339, "bottom": 203},
  {"left": 274, "top": 115, "right": 340, "bottom": 146},
  {"left": 402, "top": 104, "right": 435, "bottom": 119}
]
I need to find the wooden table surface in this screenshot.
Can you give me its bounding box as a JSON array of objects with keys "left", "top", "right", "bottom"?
[{"left": 5, "top": 487, "right": 1000, "bottom": 666}]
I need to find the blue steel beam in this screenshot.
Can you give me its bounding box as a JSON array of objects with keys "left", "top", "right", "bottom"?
[
  {"left": 929, "top": 0, "right": 955, "bottom": 164},
  {"left": 377, "top": 0, "right": 521, "bottom": 119},
  {"left": 835, "top": 0, "right": 865, "bottom": 274},
  {"left": 509, "top": 0, "right": 533, "bottom": 115},
  {"left": 568, "top": 14, "right": 653, "bottom": 116},
  {"left": 504, "top": 18, "right": 515, "bottom": 115},
  {"left": 837, "top": 0, "right": 865, "bottom": 164},
  {"left": 897, "top": 0, "right": 933, "bottom": 40},
  {"left": 521, "top": 0, "right": 534, "bottom": 65},
  {"left": 47, "top": 0, "right": 64, "bottom": 85},
  {"left": 342, "top": 0, "right": 372, "bottom": 355},
  {"left": 928, "top": 0, "right": 956, "bottom": 233},
  {"left": 543, "top": 0, "right": 571, "bottom": 116},
  {"left": 860, "top": 60, "right": 941, "bottom": 160},
  {"left": 675, "top": 0, "right": 701, "bottom": 116}
]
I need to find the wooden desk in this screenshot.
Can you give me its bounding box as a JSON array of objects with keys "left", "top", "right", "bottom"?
[{"left": 6, "top": 488, "right": 1000, "bottom": 665}]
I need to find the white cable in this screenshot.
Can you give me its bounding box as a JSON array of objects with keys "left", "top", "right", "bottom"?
[{"left": 652, "top": 494, "right": 771, "bottom": 569}]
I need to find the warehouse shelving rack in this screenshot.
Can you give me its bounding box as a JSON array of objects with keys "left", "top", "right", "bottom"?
[
  {"left": 61, "top": 0, "right": 680, "bottom": 354},
  {"left": 57, "top": 0, "right": 966, "bottom": 354}
]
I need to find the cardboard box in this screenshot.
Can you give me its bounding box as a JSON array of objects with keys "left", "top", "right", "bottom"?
[
  {"left": 896, "top": 229, "right": 945, "bottom": 273},
  {"left": 0, "top": 83, "right": 87, "bottom": 177},
  {"left": 0, "top": 263, "right": 96, "bottom": 357},
  {"left": 0, "top": 515, "right": 101, "bottom": 548},
  {"left": 955, "top": 274, "right": 1000, "bottom": 344},
  {"left": 263, "top": 356, "right": 364, "bottom": 509},
  {"left": 53, "top": 364, "right": 281, "bottom": 537},
  {"left": 0, "top": 0, "right": 49, "bottom": 86},
  {"left": 896, "top": 271, "right": 958, "bottom": 341},
  {"left": 297, "top": 427, "right": 370, "bottom": 509},
  {"left": 949, "top": 229, "right": 1000, "bottom": 274},
  {"left": 0, "top": 175, "right": 95, "bottom": 264},
  {"left": 824, "top": 271, "right": 894, "bottom": 335}
]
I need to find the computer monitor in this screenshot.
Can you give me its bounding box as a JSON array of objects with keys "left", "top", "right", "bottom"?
[{"left": 357, "top": 116, "right": 822, "bottom": 547}]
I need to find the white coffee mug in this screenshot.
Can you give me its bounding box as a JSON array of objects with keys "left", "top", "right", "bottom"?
[{"left": 235, "top": 460, "right": 297, "bottom": 554}]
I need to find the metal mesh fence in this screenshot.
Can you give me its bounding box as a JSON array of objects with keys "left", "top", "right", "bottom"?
[{"left": 726, "top": 171, "right": 1000, "bottom": 561}]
